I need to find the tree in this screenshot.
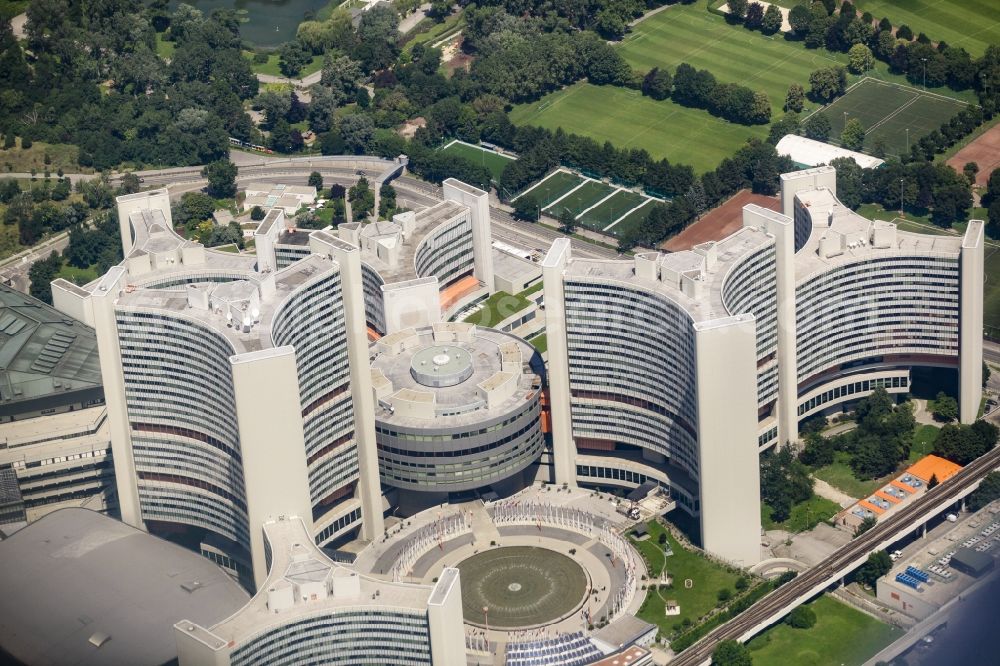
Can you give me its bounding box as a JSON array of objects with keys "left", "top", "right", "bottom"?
[
  {"left": 712, "top": 640, "right": 752, "bottom": 666},
  {"left": 513, "top": 194, "right": 540, "bottom": 222},
  {"left": 809, "top": 66, "right": 848, "bottom": 102},
  {"left": 250, "top": 206, "right": 265, "bottom": 221},
  {"left": 320, "top": 55, "right": 362, "bottom": 104},
  {"left": 856, "top": 550, "right": 892, "bottom": 586},
  {"left": 788, "top": 4, "right": 812, "bottom": 35},
  {"left": 932, "top": 392, "right": 959, "bottom": 422},
  {"left": 717, "top": 588, "right": 732, "bottom": 603},
  {"left": 278, "top": 40, "right": 312, "bottom": 78},
  {"left": 202, "top": 159, "right": 237, "bottom": 198},
  {"left": 933, "top": 421, "right": 996, "bottom": 465},
  {"left": 173, "top": 191, "right": 216, "bottom": 226},
  {"left": 848, "top": 43, "right": 874, "bottom": 74},
  {"left": 378, "top": 183, "right": 397, "bottom": 219},
  {"left": 28, "top": 251, "right": 62, "bottom": 304},
  {"left": 119, "top": 173, "right": 142, "bottom": 195},
  {"left": 896, "top": 24, "right": 913, "bottom": 41},
  {"left": 963, "top": 162, "right": 979, "bottom": 186},
  {"left": 761, "top": 4, "right": 783, "bottom": 35},
  {"left": 784, "top": 84, "right": 806, "bottom": 113},
  {"left": 348, "top": 176, "right": 375, "bottom": 220},
  {"left": 786, "top": 606, "right": 817, "bottom": 629},
  {"left": 840, "top": 118, "right": 866, "bottom": 150},
  {"left": 642, "top": 68, "right": 672, "bottom": 101},
  {"left": 968, "top": 471, "right": 1000, "bottom": 511},
  {"left": 727, "top": 0, "right": 748, "bottom": 21},
  {"left": 760, "top": 447, "right": 814, "bottom": 523},
  {"left": 927, "top": 473, "right": 939, "bottom": 489},
  {"left": 745, "top": 2, "right": 764, "bottom": 30},
  {"left": 854, "top": 515, "right": 878, "bottom": 538},
  {"left": 749, "top": 91, "right": 771, "bottom": 124},
  {"left": 308, "top": 171, "right": 323, "bottom": 190},
  {"left": 803, "top": 113, "right": 832, "bottom": 140},
  {"left": 339, "top": 114, "right": 375, "bottom": 154},
  {"left": 559, "top": 208, "right": 577, "bottom": 234}
]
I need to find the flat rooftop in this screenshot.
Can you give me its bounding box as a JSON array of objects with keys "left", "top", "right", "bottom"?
[
  {"left": 371, "top": 325, "right": 542, "bottom": 428},
  {"left": 563, "top": 224, "right": 773, "bottom": 323},
  {"left": 188, "top": 517, "right": 438, "bottom": 646},
  {"left": 0, "top": 508, "right": 249, "bottom": 666},
  {"left": 116, "top": 254, "right": 336, "bottom": 355},
  {"left": 794, "top": 188, "right": 963, "bottom": 281},
  {"left": 0, "top": 284, "right": 102, "bottom": 415},
  {"left": 360, "top": 200, "right": 469, "bottom": 283}
]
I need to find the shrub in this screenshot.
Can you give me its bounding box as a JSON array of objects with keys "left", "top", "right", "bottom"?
[{"left": 786, "top": 605, "right": 817, "bottom": 629}]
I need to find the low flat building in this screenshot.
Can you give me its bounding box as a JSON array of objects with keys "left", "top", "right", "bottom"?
[
  {"left": 242, "top": 182, "right": 316, "bottom": 216},
  {"left": 775, "top": 134, "right": 885, "bottom": 169},
  {"left": 0, "top": 508, "right": 249, "bottom": 666}
]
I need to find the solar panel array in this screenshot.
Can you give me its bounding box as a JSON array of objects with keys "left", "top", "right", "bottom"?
[{"left": 505, "top": 632, "right": 603, "bottom": 666}]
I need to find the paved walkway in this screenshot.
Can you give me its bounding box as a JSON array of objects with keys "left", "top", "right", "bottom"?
[{"left": 813, "top": 477, "right": 858, "bottom": 507}]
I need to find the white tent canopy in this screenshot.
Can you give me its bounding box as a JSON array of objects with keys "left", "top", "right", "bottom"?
[{"left": 776, "top": 134, "right": 885, "bottom": 170}]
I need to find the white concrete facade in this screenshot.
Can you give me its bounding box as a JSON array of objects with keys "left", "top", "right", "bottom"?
[{"left": 541, "top": 165, "right": 984, "bottom": 565}]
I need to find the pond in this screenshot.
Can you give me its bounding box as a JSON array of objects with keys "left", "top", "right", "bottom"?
[{"left": 170, "top": 0, "right": 332, "bottom": 47}]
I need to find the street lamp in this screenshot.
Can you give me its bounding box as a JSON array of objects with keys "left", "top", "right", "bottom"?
[
  {"left": 905, "top": 128, "right": 909, "bottom": 153},
  {"left": 921, "top": 58, "right": 927, "bottom": 89},
  {"left": 482, "top": 606, "right": 489, "bottom": 636},
  {"left": 899, "top": 178, "right": 904, "bottom": 216}
]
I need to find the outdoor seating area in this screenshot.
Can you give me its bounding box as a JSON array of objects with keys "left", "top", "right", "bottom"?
[{"left": 504, "top": 632, "right": 604, "bottom": 666}]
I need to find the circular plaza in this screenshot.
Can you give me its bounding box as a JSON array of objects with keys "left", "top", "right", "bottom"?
[{"left": 457, "top": 546, "right": 589, "bottom": 628}]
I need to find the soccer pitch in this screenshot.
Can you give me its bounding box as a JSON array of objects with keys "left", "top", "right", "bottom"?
[
  {"left": 509, "top": 83, "right": 768, "bottom": 174},
  {"left": 516, "top": 170, "right": 587, "bottom": 208},
  {"left": 855, "top": 0, "right": 1000, "bottom": 56},
  {"left": 543, "top": 180, "right": 617, "bottom": 218},
  {"left": 439, "top": 139, "right": 515, "bottom": 182},
  {"left": 816, "top": 78, "right": 967, "bottom": 156}
]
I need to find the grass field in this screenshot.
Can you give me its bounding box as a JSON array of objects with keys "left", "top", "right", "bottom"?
[
  {"left": 463, "top": 290, "right": 532, "bottom": 327},
  {"left": 246, "top": 53, "right": 324, "bottom": 79},
  {"left": 528, "top": 333, "right": 547, "bottom": 354},
  {"left": 761, "top": 496, "right": 841, "bottom": 533},
  {"left": 817, "top": 78, "right": 967, "bottom": 156},
  {"left": 855, "top": 0, "right": 1000, "bottom": 56},
  {"left": 544, "top": 180, "right": 617, "bottom": 218},
  {"left": 510, "top": 83, "right": 767, "bottom": 174},
  {"left": 439, "top": 140, "right": 515, "bottom": 182},
  {"left": 0, "top": 140, "right": 85, "bottom": 174},
  {"left": 579, "top": 190, "right": 648, "bottom": 230},
  {"left": 155, "top": 33, "right": 175, "bottom": 61},
  {"left": 516, "top": 169, "right": 587, "bottom": 206},
  {"left": 609, "top": 201, "right": 655, "bottom": 238},
  {"left": 910, "top": 424, "right": 940, "bottom": 463},
  {"left": 747, "top": 594, "right": 902, "bottom": 666},
  {"left": 632, "top": 522, "right": 741, "bottom": 633},
  {"left": 812, "top": 451, "right": 889, "bottom": 499}
]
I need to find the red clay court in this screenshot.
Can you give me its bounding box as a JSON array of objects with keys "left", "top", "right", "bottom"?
[
  {"left": 947, "top": 123, "right": 1000, "bottom": 187},
  {"left": 661, "top": 190, "right": 780, "bottom": 252}
]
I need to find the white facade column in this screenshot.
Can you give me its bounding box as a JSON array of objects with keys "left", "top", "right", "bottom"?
[
  {"left": 230, "top": 347, "right": 315, "bottom": 589},
  {"left": 779, "top": 166, "right": 836, "bottom": 219},
  {"left": 541, "top": 239, "right": 576, "bottom": 487},
  {"left": 115, "top": 189, "right": 171, "bottom": 256},
  {"left": 744, "top": 204, "right": 799, "bottom": 446},
  {"left": 959, "top": 219, "right": 985, "bottom": 424},
  {"left": 313, "top": 232, "right": 385, "bottom": 539},
  {"left": 443, "top": 179, "right": 494, "bottom": 289},
  {"left": 427, "top": 568, "right": 465, "bottom": 664},
  {"left": 694, "top": 314, "right": 761, "bottom": 566},
  {"left": 88, "top": 267, "right": 144, "bottom": 528}
]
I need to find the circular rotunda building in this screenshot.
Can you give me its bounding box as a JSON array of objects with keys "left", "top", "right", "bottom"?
[{"left": 370, "top": 323, "right": 545, "bottom": 508}]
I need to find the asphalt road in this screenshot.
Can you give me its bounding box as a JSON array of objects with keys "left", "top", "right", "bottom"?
[{"left": 670, "top": 444, "right": 1000, "bottom": 666}]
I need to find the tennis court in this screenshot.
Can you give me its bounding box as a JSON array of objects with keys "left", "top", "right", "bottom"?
[{"left": 817, "top": 78, "right": 967, "bottom": 156}]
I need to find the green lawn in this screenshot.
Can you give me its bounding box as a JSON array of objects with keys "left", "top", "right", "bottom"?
[
  {"left": 509, "top": 83, "right": 767, "bottom": 174},
  {"left": 155, "top": 33, "right": 175, "bottom": 60},
  {"left": 578, "top": 189, "right": 648, "bottom": 231},
  {"left": 516, "top": 169, "right": 587, "bottom": 206},
  {"left": 632, "top": 521, "right": 742, "bottom": 634},
  {"left": 818, "top": 78, "right": 968, "bottom": 156},
  {"left": 439, "top": 140, "right": 515, "bottom": 182},
  {"left": 855, "top": 0, "right": 1000, "bottom": 56},
  {"left": 56, "top": 261, "right": 99, "bottom": 285},
  {"left": 812, "top": 451, "right": 887, "bottom": 499},
  {"left": 761, "top": 496, "right": 841, "bottom": 533},
  {"left": 910, "top": 424, "right": 940, "bottom": 463},
  {"left": 607, "top": 200, "right": 655, "bottom": 239},
  {"left": 463, "top": 291, "right": 532, "bottom": 327},
  {"left": 747, "top": 594, "right": 902, "bottom": 666},
  {"left": 528, "top": 333, "right": 547, "bottom": 354},
  {"left": 247, "top": 53, "right": 324, "bottom": 79},
  {"left": 0, "top": 140, "right": 85, "bottom": 174},
  {"left": 402, "top": 11, "right": 466, "bottom": 54},
  {"left": 544, "top": 180, "right": 617, "bottom": 218}
]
